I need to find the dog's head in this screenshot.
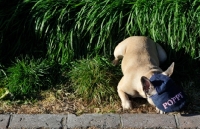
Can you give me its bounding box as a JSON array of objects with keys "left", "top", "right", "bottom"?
[{"left": 141, "top": 62, "right": 186, "bottom": 113}]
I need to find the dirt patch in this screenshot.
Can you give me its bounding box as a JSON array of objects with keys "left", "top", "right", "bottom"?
[{"left": 0, "top": 89, "right": 157, "bottom": 115}]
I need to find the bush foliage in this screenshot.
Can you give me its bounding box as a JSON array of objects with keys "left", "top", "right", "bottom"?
[{"left": 1, "top": 0, "right": 200, "bottom": 64}]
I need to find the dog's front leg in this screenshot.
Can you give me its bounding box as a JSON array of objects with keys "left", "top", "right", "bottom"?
[{"left": 118, "top": 89, "right": 132, "bottom": 110}]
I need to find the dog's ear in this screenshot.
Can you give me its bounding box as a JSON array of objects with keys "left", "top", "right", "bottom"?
[
  {"left": 141, "top": 76, "right": 156, "bottom": 96},
  {"left": 163, "top": 62, "right": 174, "bottom": 77}
]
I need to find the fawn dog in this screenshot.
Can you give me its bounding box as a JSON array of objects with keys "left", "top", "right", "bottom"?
[{"left": 113, "top": 36, "right": 186, "bottom": 113}]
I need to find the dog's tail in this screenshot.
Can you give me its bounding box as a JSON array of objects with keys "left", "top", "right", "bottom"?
[
  {"left": 112, "top": 42, "right": 126, "bottom": 66},
  {"left": 112, "top": 59, "right": 119, "bottom": 66}
]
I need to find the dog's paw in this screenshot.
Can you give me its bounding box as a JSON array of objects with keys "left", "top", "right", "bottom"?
[
  {"left": 122, "top": 100, "right": 132, "bottom": 110},
  {"left": 156, "top": 107, "right": 165, "bottom": 114}
]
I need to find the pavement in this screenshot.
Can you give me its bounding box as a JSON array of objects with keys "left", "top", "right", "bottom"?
[{"left": 0, "top": 113, "right": 200, "bottom": 129}]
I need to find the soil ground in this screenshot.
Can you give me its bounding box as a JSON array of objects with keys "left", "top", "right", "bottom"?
[{"left": 0, "top": 89, "right": 157, "bottom": 115}]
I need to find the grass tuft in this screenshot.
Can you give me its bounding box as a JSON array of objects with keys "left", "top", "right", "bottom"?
[
  {"left": 68, "top": 56, "right": 120, "bottom": 103},
  {"left": 5, "top": 56, "right": 57, "bottom": 99}
]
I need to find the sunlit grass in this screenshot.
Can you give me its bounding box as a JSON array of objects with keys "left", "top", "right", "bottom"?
[{"left": 68, "top": 56, "right": 120, "bottom": 103}]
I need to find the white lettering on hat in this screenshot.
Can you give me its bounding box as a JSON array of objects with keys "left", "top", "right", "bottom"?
[{"left": 162, "top": 92, "right": 183, "bottom": 109}]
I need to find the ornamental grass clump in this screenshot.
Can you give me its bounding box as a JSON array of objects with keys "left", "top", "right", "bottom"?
[
  {"left": 68, "top": 56, "right": 120, "bottom": 103},
  {"left": 5, "top": 57, "right": 56, "bottom": 99}
]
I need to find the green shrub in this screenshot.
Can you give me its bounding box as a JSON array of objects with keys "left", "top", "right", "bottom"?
[
  {"left": 5, "top": 57, "right": 55, "bottom": 98},
  {"left": 1, "top": 0, "right": 200, "bottom": 65},
  {"left": 30, "top": 0, "right": 200, "bottom": 60},
  {"left": 0, "top": 0, "right": 43, "bottom": 64},
  {"left": 68, "top": 56, "right": 120, "bottom": 103}
]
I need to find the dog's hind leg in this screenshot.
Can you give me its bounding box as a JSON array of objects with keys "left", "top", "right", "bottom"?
[
  {"left": 156, "top": 43, "right": 167, "bottom": 63},
  {"left": 118, "top": 89, "right": 132, "bottom": 110}
]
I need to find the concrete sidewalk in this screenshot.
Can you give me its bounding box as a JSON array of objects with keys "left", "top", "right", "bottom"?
[{"left": 0, "top": 113, "right": 199, "bottom": 129}]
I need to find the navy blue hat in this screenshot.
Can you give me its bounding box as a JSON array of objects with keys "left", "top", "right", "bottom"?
[{"left": 150, "top": 74, "right": 186, "bottom": 113}]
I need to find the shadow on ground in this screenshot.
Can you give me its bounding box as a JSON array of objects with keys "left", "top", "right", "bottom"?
[{"left": 158, "top": 42, "right": 200, "bottom": 114}]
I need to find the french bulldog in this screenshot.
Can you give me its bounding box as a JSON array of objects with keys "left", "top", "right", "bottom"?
[{"left": 113, "top": 36, "right": 186, "bottom": 114}]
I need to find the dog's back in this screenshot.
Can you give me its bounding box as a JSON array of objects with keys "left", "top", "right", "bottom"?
[{"left": 113, "top": 36, "right": 161, "bottom": 74}]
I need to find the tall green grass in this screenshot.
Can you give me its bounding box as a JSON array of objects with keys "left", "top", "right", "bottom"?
[{"left": 1, "top": 0, "right": 200, "bottom": 64}]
